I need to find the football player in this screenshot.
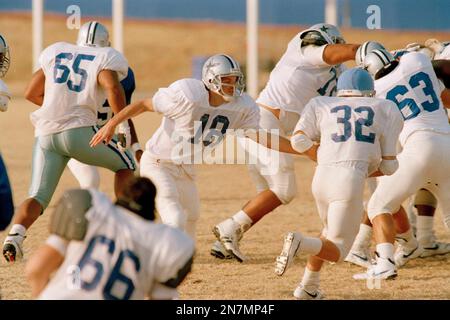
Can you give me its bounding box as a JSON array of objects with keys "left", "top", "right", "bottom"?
[
  {"left": 353, "top": 48, "right": 450, "bottom": 279},
  {"left": 211, "top": 24, "right": 365, "bottom": 262},
  {"left": 273, "top": 68, "right": 403, "bottom": 299},
  {"left": 26, "top": 177, "right": 194, "bottom": 300},
  {"left": 2, "top": 21, "right": 136, "bottom": 263}
]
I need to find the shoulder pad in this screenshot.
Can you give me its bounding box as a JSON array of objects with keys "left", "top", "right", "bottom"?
[{"left": 50, "top": 189, "right": 92, "bottom": 241}]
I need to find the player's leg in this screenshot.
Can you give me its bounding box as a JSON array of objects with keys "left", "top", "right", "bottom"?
[
  {"left": 64, "top": 126, "right": 135, "bottom": 198},
  {"left": 67, "top": 159, "right": 100, "bottom": 189},
  {"left": 0, "top": 154, "right": 13, "bottom": 231},
  {"left": 364, "top": 145, "right": 429, "bottom": 276},
  {"left": 213, "top": 108, "right": 298, "bottom": 260},
  {"left": 293, "top": 256, "right": 325, "bottom": 300},
  {"left": 3, "top": 136, "right": 69, "bottom": 262},
  {"left": 178, "top": 164, "right": 200, "bottom": 239},
  {"left": 140, "top": 151, "right": 188, "bottom": 231},
  {"left": 413, "top": 188, "right": 450, "bottom": 256},
  {"left": 345, "top": 178, "right": 377, "bottom": 267}
]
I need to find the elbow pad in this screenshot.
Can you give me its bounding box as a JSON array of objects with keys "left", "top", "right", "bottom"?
[
  {"left": 379, "top": 159, "right": 399, "bottom": 175},
  {"left": 291, "top": 133, "right": 314, "bottom": 153}
]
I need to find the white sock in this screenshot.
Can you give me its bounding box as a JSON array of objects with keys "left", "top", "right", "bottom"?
[
  {"left": 375, "top": 243, "right": 394, "bottom": 261},
  {"left": 232, "top": 210, "right": 253, "bottom": 232},
  {"left": 9, "top": 224, "right": 26, "bottom": 237},
  {"left": 416, "top": 216, "right": 435, "bottom": 246},
  {"left": 353, "top": 224, "right": 373, "bottom": 251},
  {"left": 299, "top": 236, "right": 322, "bottom": 256},
  {"left": 396, "top": 228, "right": 417, "bottom": 249},
  {"left": 301, "top": 267, "right": 320, "bottom": 291}
]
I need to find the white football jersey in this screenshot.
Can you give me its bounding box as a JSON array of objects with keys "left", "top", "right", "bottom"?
[
  {"left": 374, "top": 52, "right": 450, "bottom": 146},
  {"left": 146, "top": 78, "right": 260, "bottom": 162},
  {"left": 296, "top": 96, "right": 403, "bottom": 173},
  {"left": 31, "top": 42, "right": 129, "bottom": 137},
  {"left": 39, "top": 190, "right": 194, "bottom": 300},
  {"left": 257, "top": 33, "right": 345, "bottom": 115}
]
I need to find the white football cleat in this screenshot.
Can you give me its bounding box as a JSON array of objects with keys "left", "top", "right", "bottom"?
[
  {"left": 213, "top": 218, "right": 247, "bottom": 262},
  {"left": 353, "top": 256, "right": 397, "bottom": 280},
  {"left": 210, "top": 240, "right": 233, "bottom": 259},
  {"left": 274, "top": 232, "right": 302, "bottom": 276},
  {"left": 345, "top": 248, "right": 374, "bottom": 268},
  {"left": 420, "top": 241, "right": 450, "bottom": 258},
  {"left": 293, "top": 284, "right": 324, "bottom": 300},
  {"left": 394, "top": 243, "right": 423, "bottom": 267},
  {"left": 3, "top": 233, "right": 26, "bottom": 263}
]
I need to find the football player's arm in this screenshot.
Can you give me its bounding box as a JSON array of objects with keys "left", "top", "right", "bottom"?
[
  {"left": 243, "top": 129, "right": 302, "bottom": 155},
  {"left": 98, "top": 69, "right": 126, "bottom": 115},
  {"left": 323, "top": 44, "right": 360, "bottom": 65},
  {"left": 90, "top": 98, "right": 153, "bottom": 147},
  {"left": 25, "top": 242, "right": 65, "bottom": 298},
  {"left": 24, "top": 69, "right": 45, "bottom": 106}
]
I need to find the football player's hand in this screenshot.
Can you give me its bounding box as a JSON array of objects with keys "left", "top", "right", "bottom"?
[{"left": 90, "top": 122, "right": 116, "bottom": 147}]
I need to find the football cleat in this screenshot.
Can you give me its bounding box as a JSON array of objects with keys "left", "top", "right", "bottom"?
[
  {"left": 212, "top": 219, "right": 246, "bottom": 262},
  {"left": 394, "top": 243, "right": 423, "bottom": 267},
  {"left": 210, "top": 240, "right": 233, "bottom": 259},
  {"left": 274, "top": 232, "right": 302, "bottom": 276},
  {"left": 420, "top": 241, "right": 450, "bottom": 258},
  {"left": 3, "top": 233, "right": 26, "bottom": 263},
  {"left": 345, "top": 248, "right": 374, "bottom": 268},
  {"left": 293, "top": 284, "right": 324, "bottom": 300},
  {"left": 353, "top": 257, "right": 397, "bottom": 280}
]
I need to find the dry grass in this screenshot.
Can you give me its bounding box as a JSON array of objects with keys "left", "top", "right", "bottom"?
[{"left": 0, "top": 14, "right": 449, "bottom": 300}]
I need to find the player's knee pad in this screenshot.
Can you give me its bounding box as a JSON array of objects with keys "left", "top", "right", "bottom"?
[
  {"left": 156, "top": 197, "right": 187, "bottom": 230},
  {"left": 326, "top": 237, "right": 352, "bottom": 263},
  {"left": 367, "top": 193, "right": 395, "bottom": 223},
  {"left": 271, "top": 183, "right": 297, "bottom": 204},
  {"left": 414, "top": 189, "right": 437, "bottom": 208},
  {"left": 247, "top": 164, "right": 269, "bottom": 194}
]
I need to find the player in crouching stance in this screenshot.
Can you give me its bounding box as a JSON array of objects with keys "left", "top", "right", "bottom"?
[
  {"left": 26, "top": 177, "right": 194, "bottom": 299},
  {"left": 274, "top": 68, "right": 403, "bottom": 299}
]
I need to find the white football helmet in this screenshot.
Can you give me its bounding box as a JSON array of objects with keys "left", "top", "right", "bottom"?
[
  {"left": 201, "top": 54, "right": 245, "bottom": 101},
  {"left": 355, "top": 41, "right": 386, "bottom": 66},
  {"left": 0, "top": 34, "right": 10, "bottom": 78},
  {"left": 77, "top": 21, "right": 110, "bottom": 48},
  {"left": 363, "top": 49, "right": 395, "bottom": 79},
  {"left": 299, "top": 23, "right": 345, "bottom": 47}
]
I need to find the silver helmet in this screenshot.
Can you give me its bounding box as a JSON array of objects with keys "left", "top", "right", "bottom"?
[
  {"left": 363, "top": 49, "right": 395, "bottom": 78},
  {"left": 77, "top": 21, "right": 110, "bottom": 48},
  {"left": 0, "top": 34, "right": 10, "bottom": 78},
  {"left": 299, "top": 23, "right": 345, "bottom": 47},
  {"left": 201, "top": 54, "right": 245, "bottom": 101},
  {"left": 355, "top": 41, "right": 386, "bottom": 66}
]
